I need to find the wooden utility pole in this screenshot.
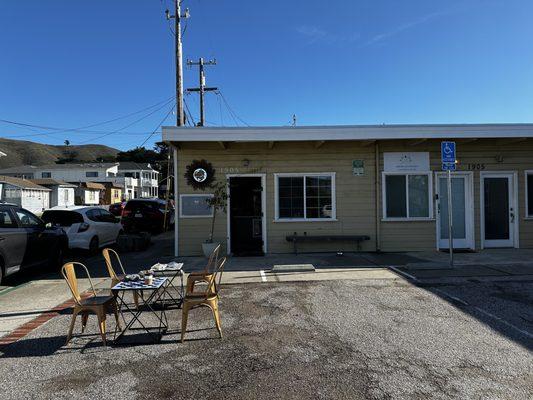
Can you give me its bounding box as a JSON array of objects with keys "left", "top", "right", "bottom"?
[
  {"left": 166, "top": 1, "right": 189, "bottom": 126},
  {"left": 186, "top": 58, "right": 217, "bottom": 126}
]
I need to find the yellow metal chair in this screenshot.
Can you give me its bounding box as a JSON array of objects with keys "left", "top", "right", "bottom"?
[
  {"left": 62, "top": 262, "right": 121, "bottom": 346},
  {"left": 186, "top": 243, "right": 220, "bottom": 295},
  {"left": 181, "top": 257, "right": 226, "bottom": 343},
  {"left": 102, "top": 248, "right": 139, "bottom": 307}
]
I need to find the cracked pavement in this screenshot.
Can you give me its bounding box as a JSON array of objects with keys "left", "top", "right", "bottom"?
[{"left": 0, "top": 278, "right": 532, "bottom": 399}]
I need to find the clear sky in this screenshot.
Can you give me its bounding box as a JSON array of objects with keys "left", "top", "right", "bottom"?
[{"left": 1, "top": 0, "right": 533, "bottom": 150}]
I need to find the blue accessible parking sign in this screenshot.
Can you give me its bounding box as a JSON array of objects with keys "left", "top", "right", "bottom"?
[{"left": 441, "top": 141, "right": 456, "bottom": 171}]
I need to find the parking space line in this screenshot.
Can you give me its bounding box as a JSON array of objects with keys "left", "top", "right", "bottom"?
[{"left": 259, "top": 270, "right": 267, "bottom": 282}]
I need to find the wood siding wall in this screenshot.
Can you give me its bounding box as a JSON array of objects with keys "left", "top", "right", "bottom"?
[{"left": 175, "top": 139, "right": 533, "bottom": 255}]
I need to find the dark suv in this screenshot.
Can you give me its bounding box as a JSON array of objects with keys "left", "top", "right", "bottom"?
[
  {"left": 0, "top": 204, "right": 68, "bottom": 284},
  {"left": 121, "top": 198, "right": 174, "bottom": 233}
]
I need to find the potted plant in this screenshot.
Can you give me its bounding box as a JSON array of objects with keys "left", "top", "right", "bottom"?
[{"left": 202, "top": 181, "right": 228, "bottom": 257}]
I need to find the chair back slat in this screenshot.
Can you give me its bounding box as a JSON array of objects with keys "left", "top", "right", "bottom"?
[
  {"left": 102, "top": 248, "right": 125, "bottom": 279},
  {"left": 207, "top": 257, "right": 226, "bottom": 296},
  {"left": 61, "top": 262, "right": 97, "bottom": 305},
  {"left": 204, "top": 244, "right": 221, "bottom": 274}
]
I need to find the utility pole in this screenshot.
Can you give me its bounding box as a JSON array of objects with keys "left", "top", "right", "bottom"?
[
  {"left": 166, "top": 1, "right": 189, "bottom": 126},
  {"left": 186, "top": 58, "right": 217, "bottom": 126}
]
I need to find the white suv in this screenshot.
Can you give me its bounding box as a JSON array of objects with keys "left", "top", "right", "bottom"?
[{"left": 41, "top": 206, "right": 123, "bottom": 253}]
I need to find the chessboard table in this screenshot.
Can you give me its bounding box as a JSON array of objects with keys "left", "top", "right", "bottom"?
[{"left": 112, "top": 277, "right": 169, "bottom": 343}]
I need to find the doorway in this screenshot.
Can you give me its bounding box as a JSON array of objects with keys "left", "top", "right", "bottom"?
[
  {"left": 481, "top": 172, "right": 518, "bottom": 248},
  {"left": 436, "top": 172, "right": 474, "bottom": 250},
  {"left": 227, "top": 175, "right": 266, "bottom": 256}
]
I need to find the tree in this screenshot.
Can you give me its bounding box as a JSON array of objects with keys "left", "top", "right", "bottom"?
[{"left": 205, "top": 181, "right": 228, "bottom": 243}]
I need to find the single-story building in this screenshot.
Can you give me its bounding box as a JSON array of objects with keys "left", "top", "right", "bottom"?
[
  {"left": 162, "top": 123, "right": 533, "bottom": 257},
  {"left": 0, "top": 176, "right": 50, "bottom": 214},
  {"left": 30, "top": 178, "right": 76, "bottom": 208},
  {"left": 70, "top": 182, "right": 105, "bottom": 205},
  {"left": 102, "top": 182, "right": 124, "bottom": 204}
]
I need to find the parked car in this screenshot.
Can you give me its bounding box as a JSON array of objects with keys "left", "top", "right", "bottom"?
[
  {"left": 41, "top": 206, "right": 123, "bottom": 254},
  {"left": 121, "top": 198, "right": 174, "bottom": 233},
  {"left": 0, "top": 203, "right": 68, "bottom": 284},
  {"left": 109, "top": 201, "right": 126, "bottom": 217}
]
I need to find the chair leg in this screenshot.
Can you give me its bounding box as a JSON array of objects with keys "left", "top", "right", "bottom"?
[
  {"left": 66, "top": 309, "right": 79, "bottom": 345},
  {"left": 133, "top": 290, "right": 139, "bottom": 309},
  {"left": 181, "top": 302, "right": 191, "bottom": 343},
  {"left": 210, "top": 299, "right": 222, "bottom": 338},
  {"left": 186, "top": 280, "right": 195, "bottom": 294},
  {"left": 81, "top": 312, "right": 89, "bottom": 333},
  {"left": 112, "top": 301, "right": 122, "bottom": 331},
  {"left": 97, "top": 310, "right": 107, "bottom": 346}
]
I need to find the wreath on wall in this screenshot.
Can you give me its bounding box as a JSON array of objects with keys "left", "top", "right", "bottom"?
[{"left": 184, "top": 159, "right": 216, "bottom": 190}]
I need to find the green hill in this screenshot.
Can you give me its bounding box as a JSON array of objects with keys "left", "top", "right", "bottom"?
[{"left": 0, "top": 137, "right": 119, "bottom": 168}]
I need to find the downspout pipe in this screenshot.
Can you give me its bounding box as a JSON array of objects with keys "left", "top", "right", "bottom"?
[{"left": 375, "top": 141, "right": 381, "bottom": 252}]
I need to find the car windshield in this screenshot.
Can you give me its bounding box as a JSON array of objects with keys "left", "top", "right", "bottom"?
[{"left": 41, "top": 210, "right": 84, "bottom": 226}]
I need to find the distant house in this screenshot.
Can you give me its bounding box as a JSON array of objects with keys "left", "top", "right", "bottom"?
[
  {"left": 70, "top": 182, "right": 105, "bottom": 205},
  {"left": 0, "top": 162, "right": 159, "bottom": 201},
  {"left": 0, "top": 176, "right": 50, "bottom": 214},
  {"left": 30, "top": 179, "right": 76, "bottom": 208},
  {"left": 102, "top": 182, "right": 124, "bottom": 204}
]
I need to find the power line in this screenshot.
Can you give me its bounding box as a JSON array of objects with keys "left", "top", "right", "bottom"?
[
  {"left": 0, "top": 95, "right": 175, "bottom": 135},
  {"left": 216, "top": 90, "right": 250, "bottom": 126},
  {"left": 78, "top": 98, "right": 175, "bottom": 144},
  {"left": 139, "top": 103, "right": 176, "bottom": 147},
  {"left": 183, "top": 97, "right": 196, "bottom": 126}
]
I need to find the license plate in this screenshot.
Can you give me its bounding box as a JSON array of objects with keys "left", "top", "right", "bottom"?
[{"left": 135, "top": 213, "right": 143, "bottom": 218}]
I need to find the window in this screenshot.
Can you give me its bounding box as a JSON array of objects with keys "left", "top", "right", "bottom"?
[
  {"left": 15, "top": 209, "right": 42, "bottom": 227},
  {"left": 383, "top": 173, "right": 432, "bottom": 220},
  {"left": 0, "top": 209, "right": 16, "bottom": 228},
  {"left": 526, "top": 171, "right": 533, "bottom": 218},
  {"left": 41, "top": 172, "right": 51, "bottom": 178},
  {"left": 86, "top": 171, "right": 98, "bottom": 177},
  {"left": 88, "top": 190, "right": 96, "bottom": 201},
  {"left": 64, "top": 189, "right": 69, "bottom": 202},
  {"left": 86, "top": 209, "right": 102, "bottom": 222},
  {"left": 275, "top": 173, "right": 335, "bottom": 221},
  {"left": 180, "top": 194, "right": 213, "bottom": 218}
]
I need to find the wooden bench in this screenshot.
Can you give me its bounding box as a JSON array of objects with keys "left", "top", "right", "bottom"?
[{"left": 285, "top": 234, "right": 371, "bottom": 255}]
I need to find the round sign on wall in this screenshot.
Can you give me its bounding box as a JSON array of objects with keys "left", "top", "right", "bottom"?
[{"left": 185, "top": 160, "right": 215, "bottom": 189}]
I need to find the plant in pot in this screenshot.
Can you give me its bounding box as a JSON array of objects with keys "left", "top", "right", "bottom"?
[{"left": 202, "top": 181, "right": 228, "bottom": 257}]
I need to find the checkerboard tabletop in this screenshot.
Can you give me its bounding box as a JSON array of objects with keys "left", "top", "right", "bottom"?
[{"left": 112, "top": 277, "right": 167, "bottom": 291}]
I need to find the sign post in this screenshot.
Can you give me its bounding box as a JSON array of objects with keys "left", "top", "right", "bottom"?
[{"left": 441, "top": 141, "right": 456, "bottom": 268}]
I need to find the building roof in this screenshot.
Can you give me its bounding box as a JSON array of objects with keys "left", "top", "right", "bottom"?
[
  {"left": 118, "top": 161, "right": 156, "bottom": 171},
  {"left": 162, "top": 123, "right": 533, "bottom": 143},
  {"left": 101, "top": 181, "right": 124, "bottom": 189},
  {"left": 0, "top": 163, "right": 118, "bottom": 175},
  {"left": 0, "top": 176, "right": 51, "bottom": 190},
  {"left": 30, "top": 179, "right": 76, "bottom": 188},
  {"left": 69, "top": 181, "right": 106, "bottom": 190}
]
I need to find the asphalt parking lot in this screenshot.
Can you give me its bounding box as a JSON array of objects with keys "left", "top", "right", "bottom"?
[{"left": 1, "top": 277, "right": 531, "bottom": 400}]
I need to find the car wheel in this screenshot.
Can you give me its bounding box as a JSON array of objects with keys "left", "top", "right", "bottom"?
[{"left": 89, "top": 236, "right": 99, "bottom": 255}]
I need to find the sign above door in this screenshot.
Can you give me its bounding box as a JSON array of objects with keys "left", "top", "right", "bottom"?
[{"left": 384, "top": 152, "right": 429, "bottom": 172}]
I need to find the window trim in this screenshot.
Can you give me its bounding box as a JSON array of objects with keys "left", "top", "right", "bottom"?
[
  {"left": 525, "top": 170, "right": 533, "bottom": 219},
  {"left": 179, "top": 194, "right": 214, "bottom": 218},
  {"left": 274, "top": 172, "right": 337, "bottom": 222},
  {"left": 382, "top": 171, "right": 433, "bottom": 221}
]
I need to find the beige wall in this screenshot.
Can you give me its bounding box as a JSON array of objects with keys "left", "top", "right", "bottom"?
[{"left": 175, "top": 139, "right": 533, "bottom": 256}]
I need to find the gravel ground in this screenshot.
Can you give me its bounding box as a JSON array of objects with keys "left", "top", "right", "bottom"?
[{"left": 0, "top": 279, "right": 532, "bottom": 400}]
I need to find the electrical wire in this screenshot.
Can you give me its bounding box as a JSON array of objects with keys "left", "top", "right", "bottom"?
[
  {"left": 183, "top": 97, "right": 196, "bottom": 126},
  {"left": 216, "top": 90, "right": 250, "bottom": 126},
  {"left": 77, "top": 98, "right": 175, "bottom": 144},
  {"left": 139, "top": 102, "right": 176, "bottom": 147}
]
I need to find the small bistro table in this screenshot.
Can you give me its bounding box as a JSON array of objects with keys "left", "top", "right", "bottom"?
[
  {"left": 150, "top": 263, "right": 184, "bottom": 310},
  {"left": 112, "top": 277, "right": 169, "bottom": 343}
]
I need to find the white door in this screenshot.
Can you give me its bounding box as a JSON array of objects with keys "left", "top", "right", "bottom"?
[
  {"left": 481, "top": 172, "right": 517, "bottom": 248},
  {"left": 436, "top": 172, "right": 474, "bottom": 249}
]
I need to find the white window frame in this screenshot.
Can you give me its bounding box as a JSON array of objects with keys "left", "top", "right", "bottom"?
[
  {"left": 382, "top": 171, "right": 433, "bottom": 221},
  {"left": 525, "top": 170, "right": 533, "bottom": 219},
  {"left": 274, "top": 172, "right": 337, "bottom": 222},
  {"left": 179, "top": 194, "right": 214, "bottom": 218}
]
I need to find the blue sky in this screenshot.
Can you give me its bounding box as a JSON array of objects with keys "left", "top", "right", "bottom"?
[{"left": 1, "top": 0, "right": 533, "bottom": 150}]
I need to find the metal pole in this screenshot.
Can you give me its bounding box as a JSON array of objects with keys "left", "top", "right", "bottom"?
[
  {"left": 199, "top": 58, "right": 205, "bottom": 126},
  {"left": 447, "top": 169, "right": 454, "bottom": 267},
  {"left": 173, "top": 146, "right": 179, "bottom": 257}
]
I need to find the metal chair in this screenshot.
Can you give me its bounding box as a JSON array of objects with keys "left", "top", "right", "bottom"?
[
  {"left": 102, "top": 248, "right": 139, "bottom": 308},
  {"left": 62, "top": 262, "right": 121, "bottom": 346},
  {"left": 181, "top": 257, "right": 226, "bottom": 343},
  {"left": 186, "top": 243, "right": 220, "bottom": 295}
]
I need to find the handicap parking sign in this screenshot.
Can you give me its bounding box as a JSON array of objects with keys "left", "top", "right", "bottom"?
[{"left": 441, "top": 141, "right": 456, "bottom": 164}]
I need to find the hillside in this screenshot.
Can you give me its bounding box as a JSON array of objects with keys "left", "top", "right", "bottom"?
[{"left": 0, "top": 137, "right": 119, "bottom": 168}]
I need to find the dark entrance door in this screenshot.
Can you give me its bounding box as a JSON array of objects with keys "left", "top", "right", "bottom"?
[{"left": 229, "top": 177, "right": 263, "bottom": 256}]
